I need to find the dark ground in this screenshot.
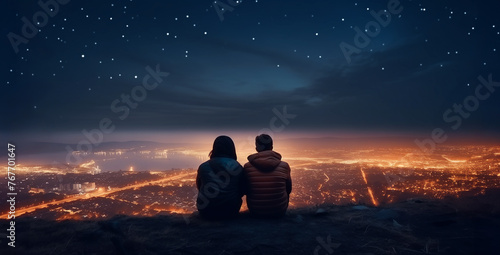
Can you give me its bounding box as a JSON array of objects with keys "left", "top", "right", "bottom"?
[{"left": 1, "top": 193, "right": 500, "bottom": 255}]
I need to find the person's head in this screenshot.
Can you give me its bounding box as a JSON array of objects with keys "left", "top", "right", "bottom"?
[
  {"left": 255, "top": 134, "right": 273, "bottom": 152},
  {"left": 209, "top": 135, "right": 237, "bottom": 160}
]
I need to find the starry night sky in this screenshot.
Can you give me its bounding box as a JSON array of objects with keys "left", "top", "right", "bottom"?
[{"left": 2, "top": 0, "right": 500, "bottom": 138}]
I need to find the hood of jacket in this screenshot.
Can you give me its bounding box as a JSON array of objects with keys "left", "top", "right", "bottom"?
[{"left": 247, "top": 150, "right": 282, "bottom": 172}]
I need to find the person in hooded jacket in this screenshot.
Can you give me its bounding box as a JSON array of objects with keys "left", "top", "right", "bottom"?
[
  {"left": 196, "top": 135, "right": 245, "bottom": 219},
  {"left": 243, "top": 134, "right": 292, "bottom": 218}
]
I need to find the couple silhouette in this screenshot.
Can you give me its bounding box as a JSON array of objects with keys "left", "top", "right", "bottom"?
[{"left": 196, "top": 134, "right": 292, "bottom": 219}]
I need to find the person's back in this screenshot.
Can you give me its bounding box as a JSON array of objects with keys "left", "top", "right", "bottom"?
[
  {"left": 243, "top": 134, "right": 292, "bottom": 218},
  {"left": 196, "top": 136, "right": 244, "bottom": 220}
]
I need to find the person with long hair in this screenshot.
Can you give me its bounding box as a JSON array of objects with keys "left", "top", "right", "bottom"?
[{"left": 196, "top": 135, "right": 245, "bottom": 219}]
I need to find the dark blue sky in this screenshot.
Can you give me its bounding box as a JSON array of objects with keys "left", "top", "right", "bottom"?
[{"left": 2, "top": 0, "right": 500, "bottom": 136}]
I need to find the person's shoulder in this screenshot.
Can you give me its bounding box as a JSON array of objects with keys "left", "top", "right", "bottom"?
[
  {"left": 225, "top": 158, "right": 243, "bottom": 169},
  {"left": 198, "top": 161, "right": 211, "bottom": 171},
  {"left": 242, "top": 153, "right": 256, "bottom": 168},
  {"left": 243, "top": 161, "right": 253, "bottom": 170},
  {"left": 278, "top": 160, "right": 291, "bottom": 171}
]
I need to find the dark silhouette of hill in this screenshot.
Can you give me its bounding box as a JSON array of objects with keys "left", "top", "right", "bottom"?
[{"left": 2, "top": 189, "right": 499, "bottom": 255}]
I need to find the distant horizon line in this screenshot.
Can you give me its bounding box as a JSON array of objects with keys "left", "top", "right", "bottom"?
[{"left": 4, "top": 129, "right": 500, "bottom": 145}]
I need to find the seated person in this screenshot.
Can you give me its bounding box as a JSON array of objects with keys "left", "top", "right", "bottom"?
[
  {"left": 196, "top": 136, "right": 245, "bottom": 219},
  {"left": 243, "top": 134, "right": 292, "bottom": 218}
]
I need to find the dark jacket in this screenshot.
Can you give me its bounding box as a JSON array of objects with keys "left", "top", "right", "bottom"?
[
  {"left": 243, "top": 150, "right": 292, "bottom": 217},
  {"left": 196, "top": 157, "right": 245, "bottom": 219}
]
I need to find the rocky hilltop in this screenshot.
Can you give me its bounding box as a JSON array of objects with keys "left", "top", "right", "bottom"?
[{"left": 1, "top": 191, "right": 499, "bottom": 255}]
